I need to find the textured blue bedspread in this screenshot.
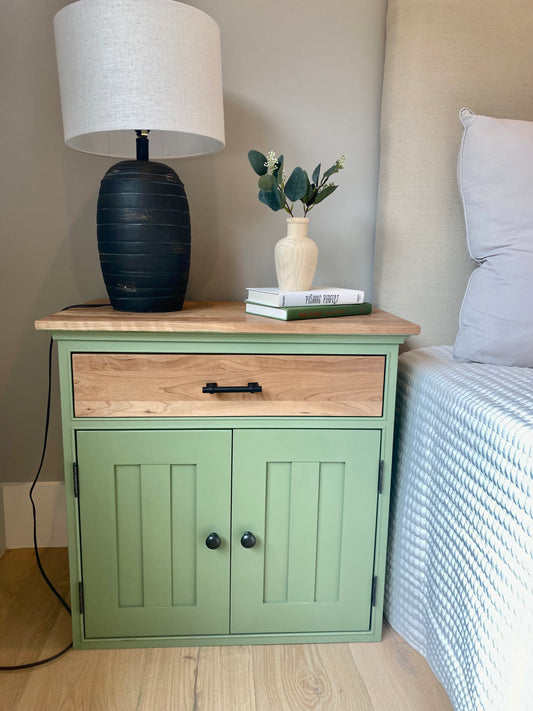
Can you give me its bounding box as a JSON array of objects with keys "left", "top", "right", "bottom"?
[{"left": 385, "top": 346, "right": 533, "bottom": 711}]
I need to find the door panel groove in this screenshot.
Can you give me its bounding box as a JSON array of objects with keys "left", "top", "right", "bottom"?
[
  {"left": 315, "top": 462, "right": 345, "bottom": 603},
  {"left": 115, "top": 464, "right": 143, "bottom": 608}
]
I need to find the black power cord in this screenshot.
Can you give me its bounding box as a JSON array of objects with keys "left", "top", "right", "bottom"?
[{"left": 0, "top": 302, "right": 110, "bottom": 671}]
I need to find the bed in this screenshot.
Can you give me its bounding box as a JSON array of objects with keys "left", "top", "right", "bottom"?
[{"left": 373, "top": 2, "right": 533, "bottom": 710}]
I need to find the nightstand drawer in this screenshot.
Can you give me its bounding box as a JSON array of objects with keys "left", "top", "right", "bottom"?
[{"left": 72, "top": 353, "right": 385, "bottom": 418}]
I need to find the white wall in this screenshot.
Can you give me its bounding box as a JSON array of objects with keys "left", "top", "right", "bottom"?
[{"left": 0, "top": 0, "right": 387, "bottom": 492}]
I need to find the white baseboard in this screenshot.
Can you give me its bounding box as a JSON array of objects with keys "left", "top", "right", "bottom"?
[{"left": 1, "top": 482, "right": 68, "bottom": 549}]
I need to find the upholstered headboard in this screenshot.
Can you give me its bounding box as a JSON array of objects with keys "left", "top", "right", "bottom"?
[{"left": 373, "top": 0, "right": 533, "bottom": 348}]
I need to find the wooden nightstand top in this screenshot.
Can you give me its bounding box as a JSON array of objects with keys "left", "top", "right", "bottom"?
[{"left": 35, "top": 300, "right": 420, "bottom": 337}]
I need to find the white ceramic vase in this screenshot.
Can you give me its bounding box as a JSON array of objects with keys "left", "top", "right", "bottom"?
[{"left": 274, "top": 217, "right": 318, "bottom": 290}]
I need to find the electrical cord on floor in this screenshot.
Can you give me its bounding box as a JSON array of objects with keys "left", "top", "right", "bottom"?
[{"left": 0, "top": 302, "right": 110, "bottom": 671}]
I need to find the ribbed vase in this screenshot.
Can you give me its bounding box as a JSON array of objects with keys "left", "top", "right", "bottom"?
[
  {"left": 274, "top": 217, "right": 318, "bottom": 290},
  {"left": 97, "top": 160, "right": 191, "bottom": 312}
]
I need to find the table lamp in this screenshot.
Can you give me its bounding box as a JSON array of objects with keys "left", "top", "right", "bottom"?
[{"left": 53, "top": 0, "right": 225, "bottom": 312}]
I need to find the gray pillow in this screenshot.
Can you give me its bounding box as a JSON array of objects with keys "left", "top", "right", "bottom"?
[{"left": 454, "top": 108, "right": 533, "bottom": 367}]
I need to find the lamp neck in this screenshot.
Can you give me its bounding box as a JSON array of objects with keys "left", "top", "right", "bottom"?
[{"left": 135, "top": 130, "right": 150, "bottom": 161}]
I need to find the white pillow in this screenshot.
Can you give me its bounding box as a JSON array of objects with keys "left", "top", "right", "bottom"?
[{"left": 455, "top": 108, "right": 533, "bottom": 367}]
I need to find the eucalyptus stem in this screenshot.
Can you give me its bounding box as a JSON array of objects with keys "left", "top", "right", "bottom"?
[{"left": 248, "top": 149, "right": 346, "bottom": 217}]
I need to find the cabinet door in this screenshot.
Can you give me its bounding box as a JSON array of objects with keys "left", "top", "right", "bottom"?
[
  {"left": 231, "top": 429, "right": 381, "bottom": 634},
  {"left": 76, "top": 430, "right": 231, "bottom": 639}
]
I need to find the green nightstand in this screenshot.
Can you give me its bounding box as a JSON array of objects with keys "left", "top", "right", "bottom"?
[{"left": 35, "top": 301, "right": 419, "bottom": 649}]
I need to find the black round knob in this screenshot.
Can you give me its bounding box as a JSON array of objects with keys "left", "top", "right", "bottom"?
[
  {"left": 240, "top": 531, "right": 257, "bottom": 548},
  {"left": 205, "top": 532, "right": 221, "bottom": 550}
]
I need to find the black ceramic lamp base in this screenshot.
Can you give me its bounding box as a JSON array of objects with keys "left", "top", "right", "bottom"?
[{"left": 96, "top": 160, "right": 191, "bottom": 312}]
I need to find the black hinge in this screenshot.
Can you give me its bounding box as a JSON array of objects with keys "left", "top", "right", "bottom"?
[
  {"left": 378, "top": 460, "right": 384, "bottom": 494},
  {"left": 78, "top": 581, "right": 85, "bottom": 615},
  {"left": 371, "top": 575, "right": 378, "bottom": 607},
  {"left": 73, "top": 462, "right": 79, "bottom": 498}
]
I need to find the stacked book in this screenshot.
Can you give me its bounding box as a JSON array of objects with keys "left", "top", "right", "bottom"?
[{"left": 245, "top": 287, "right": 372, "bottom": 320}]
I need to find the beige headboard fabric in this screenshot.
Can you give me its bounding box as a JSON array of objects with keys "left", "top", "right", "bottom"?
[{"left": 373, "top": 0, "right": 533, "bottom": 348}]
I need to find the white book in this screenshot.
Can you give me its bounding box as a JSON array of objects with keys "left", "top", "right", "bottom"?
[{"left": 245, "top": 286, "right": 364, "bottom": 307}]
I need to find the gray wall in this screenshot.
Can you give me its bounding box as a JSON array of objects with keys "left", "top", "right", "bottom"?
[
  {"left": 0, "top": 0, "right": 387, "bottom": 486},
  {"left": 0, "top": 488, "right": 5, "bottom": 557}
]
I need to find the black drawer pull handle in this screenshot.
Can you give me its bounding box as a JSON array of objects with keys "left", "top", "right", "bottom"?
[{"left": 202, "top": 382, "right": 262, "bottom": 394}]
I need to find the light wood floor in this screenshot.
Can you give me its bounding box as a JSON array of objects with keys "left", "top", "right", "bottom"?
[{"left": 0, "top": 548, "right": 453, "bottom": 711}]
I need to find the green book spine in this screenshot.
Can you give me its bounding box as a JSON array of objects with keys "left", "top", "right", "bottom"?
[
  {"left": 245, "top": 301, "right": 372, "bottom": 320},
  {"left": 282, "top": 302, "right": 372, "bottom": 320}
]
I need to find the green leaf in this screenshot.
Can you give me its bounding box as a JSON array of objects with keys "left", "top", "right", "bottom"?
[
  {"left": 248, "top": 150, "right": 268, "bottom": 176},
  {"left": 313, "top": 184, "right": 337, "bottom": 205},
  {"left": 284, "top": 167, "right": 308, "bottom": 202},
  {"left": 322, "top": 163, "right": 339, "bottom": 182},
  {"left": 258, "top": 189, "right": 282, "bottom": 211},
  {"left": 312, "top": 164, "right": 321, "bottom": 185},
  {"left": 303, "top": 185, "right": 318, "bottom": 207},
  {"left": 302, "top": 175, "right": 315, "bottom": 204},
  {"left": 258, "top": 174, "right": 278, "bottom": 192}
]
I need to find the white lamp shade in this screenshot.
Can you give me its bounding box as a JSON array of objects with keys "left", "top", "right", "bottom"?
[{"left": 54, "top": 0, "right": 225, "bottom": 159}]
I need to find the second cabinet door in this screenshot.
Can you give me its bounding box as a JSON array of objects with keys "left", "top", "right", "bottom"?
[
  {"left": 231, "top": 429, "right": 382, "bottom": 634},
  {"left": 76, "top": 430, "right": 232, "bottom": 639}
]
